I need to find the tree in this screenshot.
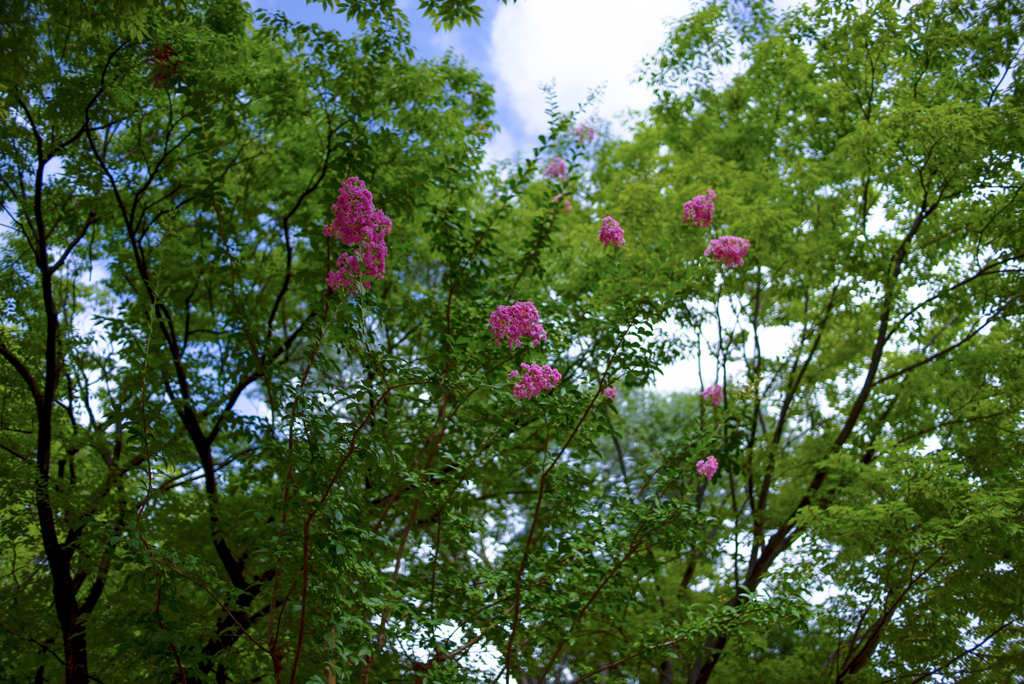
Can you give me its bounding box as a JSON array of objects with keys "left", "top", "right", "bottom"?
[
  {"left": 6, "top": 0, "right": 1022, "bottom": 681},
  {"left": 1, "top": 2, "right": 791, "bottom": 683},
  {"left": 0, "top": 0, "right": 499, "bottom": 680},
  {"left": 586, "top": 0, "right": 1024, "bottom": 680}
]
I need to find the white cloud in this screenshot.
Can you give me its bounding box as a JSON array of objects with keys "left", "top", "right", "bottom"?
[{"left": 488, "top": 0, "right": 691, "bottom": 143}]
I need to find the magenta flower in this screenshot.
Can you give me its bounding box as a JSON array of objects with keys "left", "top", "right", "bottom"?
[
  {"left": 700, "top": 384, "right": 724, "bottom": 407},
  {"left": 324, "top": 178, "right": 390, "bottom": 244},
  {"left": 543, "top": 157, "right": 568, "bottom": 182},
  {"left": 512, "top": 363, "right": 562, "bottom": 399},
  {"left": 489, "top": 302, "right": 548, "bottom": 349},
  {"left": 603, "top": 387, "right": 617, "bottom": 400},
  {"left": 508, "top": 370, "right": 520, "bottom": 379},
  {"left": 696, "top": 456, "right": 719, "bottom": 480},
  {"left": 682, "top": 189, "right": 717, "bottom": 228},
  {"left": 599, "top": 216, "right": 625, "bottom": 248},
  {"left": 551, "top": 194, "right": 573, "bottom": 212},
  {"left": 704, "top": 236, "right": 750, "bottom": 268},
  {"left": 574, "top": 124, "right": 595, "bottom": 144},
  {"left": 324, "top": 178, "right": 393, "bottom": 295}
]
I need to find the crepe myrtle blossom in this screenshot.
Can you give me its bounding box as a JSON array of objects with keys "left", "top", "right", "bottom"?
[
  {"left": 543, "top": 157, "right": 568, "bottom": 182},
  {"left": 324, "top": 178, "right": 393, "bottom": 295},
  {"left": 489, "top": 301, "right": 548, "bottom": 349},
  {"left": 704, "top": 236, "right": 750, "bottom": 268},
  {"left": 513, "top": 363, "right": 562, "bottom": 399},
  {"left": 603, "top": 387, "right": 618, "bottom": 400},
  {"left": 696, "top": 456, "right": 719, "bottom": 480},
  {"left": 552, "top": 194, "right": 573, "bottom": 211},
  {"left": 599, "top": 217, "right": 625, "bottom": 248},
  {"left": 574, "top": 124, "right": 595, "bottom": 144},
  {"left": 324, "top": 177, "right": 391, "bottom": 244},
  {"left": 700, "top": 383, "right": 724, "bottom": 407},
  {"left": 682, "top": 189, "right": 717, "bottom": 228},
  {"left": 325, "top": 242, "right": 389, "bottom": 294}
]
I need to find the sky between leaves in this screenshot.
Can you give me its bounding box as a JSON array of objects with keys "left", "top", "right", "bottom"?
[{"left": 252, "top": 0, "right": 794, "bottom": 161}]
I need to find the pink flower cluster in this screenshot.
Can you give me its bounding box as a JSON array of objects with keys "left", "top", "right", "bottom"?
[
  {"left": 704, "top": 236, "right": 750, "bottom": 268},
  {"left": 552, "top": 194, "right": 573, "bottom": 212},
  {"left": 324, "top": 177, "right": 389, "bottom": 243},
  {"left": 700, "top": 384, "right": 723, "bottom": 407},
  {"left": 512, "top": 363, "right": 562, "bottom": 399},
  {"left": 574, "top": 124, "right": 595, "bottom": 144},
  {"left": 543, "top": 157, "right": 568, "bottom": 182},
  {"left": 489, "top": 301, "right": 548, "bottom": 349},
  {"left": 324, "top": 178, "right": 393, "bottom": 295},
  {"left": 599, "top": 216, "right": 625, "bottom": 248},
  {"left": 490, "top": 303, "right": 561, "bottom": 399},
  {"left": 696, "top": 455, "right": 719, "bottom": 480},
  {"left": 603, "top": 387, "right": 617, "bottom": 400},
  {"left": 682, "top": 189, "right": 717, "bottom": 228}
]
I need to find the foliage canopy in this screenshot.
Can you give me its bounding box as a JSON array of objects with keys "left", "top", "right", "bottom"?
[{"left": 1, "top": 0, "right": 1022, "bottom": 683}]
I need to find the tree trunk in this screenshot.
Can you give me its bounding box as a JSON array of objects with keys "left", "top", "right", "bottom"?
[{"left": 659, "top": 659, "right": 673, "bottom": 684}]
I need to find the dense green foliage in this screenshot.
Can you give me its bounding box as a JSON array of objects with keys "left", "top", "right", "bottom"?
[
  {"left": 1, "top": 0, "right": 1022, "bottom": 683},
  {"left": 0, "top": 0, "right": 510, "bottom": 86},
  {"left": 602, "top": 0, "right": 1024, "bottom": 680}
]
